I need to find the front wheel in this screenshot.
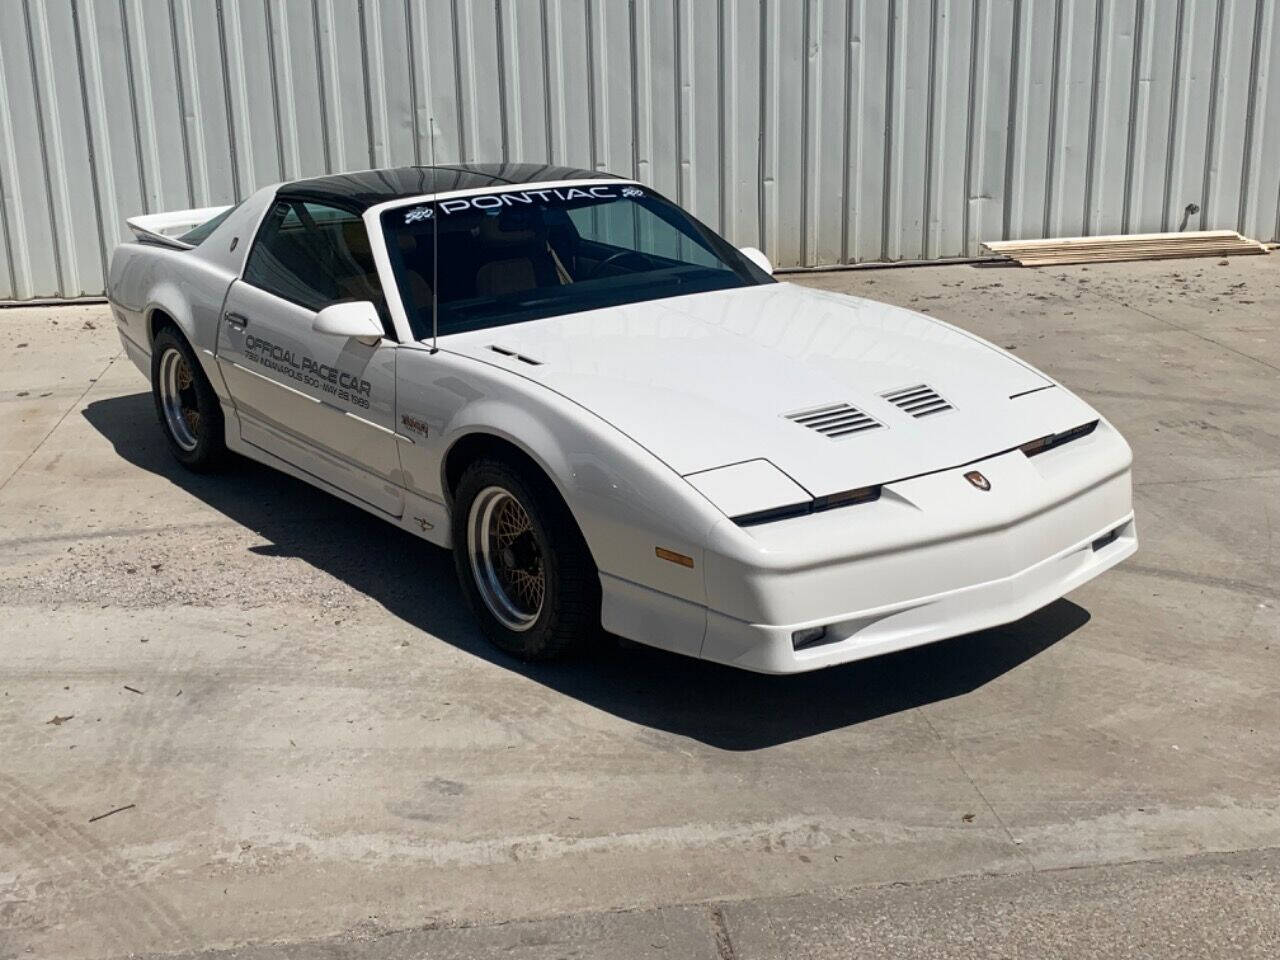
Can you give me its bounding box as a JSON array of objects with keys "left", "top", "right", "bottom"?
[
  {"left": 150, "top": 327, "right": 226, "bottom": 471},
  {"left": 451, "top": 458, "right": 600, "bottom": 660}
]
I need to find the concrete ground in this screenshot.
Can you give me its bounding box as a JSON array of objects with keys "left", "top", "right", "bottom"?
[{"left": 1, "top": 256, "right": 1277, "bottom": 959}]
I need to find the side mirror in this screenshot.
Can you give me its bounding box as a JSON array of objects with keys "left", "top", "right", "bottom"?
[
  {"left": 739, "top": 246, "right": 774, "bottom": 276},
  {"left": 313, "top": 301, "right": 384, "bottom": 346}
]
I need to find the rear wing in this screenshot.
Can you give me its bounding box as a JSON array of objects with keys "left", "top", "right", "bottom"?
[{"left": 125, "top": 205, "right": 231, "bottom": 250}]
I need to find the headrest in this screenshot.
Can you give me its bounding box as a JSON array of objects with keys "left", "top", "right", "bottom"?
[
  {"left": 341, "top": 219, "right": 372, "bottom": 260},
  {"left": 477, "top": 212, "right": 539, "bottom": 246}
]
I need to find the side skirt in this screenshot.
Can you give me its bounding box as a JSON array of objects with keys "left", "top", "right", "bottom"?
[{"left": 223, "top": 406, "right": 452, "bottom": 550}]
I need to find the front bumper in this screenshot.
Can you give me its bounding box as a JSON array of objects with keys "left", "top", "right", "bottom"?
[{"left": 696, "top": 421, "right": 1136, "bottom": 673}]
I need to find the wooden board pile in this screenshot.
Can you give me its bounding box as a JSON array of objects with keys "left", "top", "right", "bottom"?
[{"left": 982, "top": 230, "right": 1269, "bottom": 267}]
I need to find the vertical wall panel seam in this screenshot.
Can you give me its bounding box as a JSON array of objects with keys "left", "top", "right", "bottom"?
[
  {"left": 126, "top": 0, "right": 165, "bottom": 214},
  {"left": 922, "top": 0, "right": 940, "bottom": 258},
  {"left": 31, "top": 0, "right": 80, "bottom": 291},
  {"left": 494, "top": 0, "right": 510, "bottom": 163},
  {"left": 1001, "top": 0, "right": 1022, "bottom": 241},
  {"left": 960, "top": 0, "right": 979, "bottom": 255},
  {"left": 539, "top": 0, "right": 553, "bottom": 164},
  {"left": 799, "top": 0, "right": 810, "bottom": 265},
  {"left": 322, "top": 0, "right": 348, "bottom": 170},
  {"left": 78, "top": 1, "right": 124, "bottom": 262},
  {"left": 174, "top": 0, "right": 210, "bottom": 204},
  {"left": 274, "top": 2, "right": 302, "bottom": 179},
  {"left": 1042, "top": 0, "right": 1065, "bottom": 239},
  {"left": 264, "top": 0, "right": 286, "bottom": 180},
  {"left": 453, "top": 0, "right": 468, "bottom": 160},
  {"left": 628, "top": 0, "right": 640, "bottom": 178},
  {"left": 716, "top": 0, "right": 726, "bottom": 234},
  {"left": 116, "top": 0, "right": 150, "bottom": 215},
  {"left": 0, "top": 156, "right": 14, "bottom": 297},
  {"left": 1121, "top": 0, "right": 1144, "bottom": 233},
  {"left": 673, "top": 0, "right": 683, "bottom": 205},
  {"left": 21, "top": 0, "right": 65, "bottom": 293},
  {"left": 549, "top": 0, "right": 565, "bottom": 164},
  {"left": 358, "top": 0, "right": 377, "bottom": 168},
  {"left": 756, "top": 0, "right": 767, "bottom": 251},
  {"left": 70, "top": 0, "right": 110, "bottom": 286},
  {"left": 224, "top": 0, "right": 258, "bottom": 194},
  {"left": 1236, "top": 0, "right": 1265, "bottom": 231},
  {"left": 167, "top": 0, "right": 195, "bottom": 206},
  {"left": 404, "top": 0, "right": 420, "bottom": 164},
  {"left": 369, "top": 0, "right": 395, "bottom": 170},
  {"left": 1259, "top": 0, "right": 1276, "bottom": 237},
  {"left": 1199, "top": 0, "right": 1226, "bottom": 228},
  {"left": 585, "top": 0, "right": 598, "bottom": 171},
  {"left": 880, "top": 0, "right": 896, "bottom": 259},
  {"left": 839, "top": 0, "right": 854, "bottom": 262},
  {"left": 1082, "top": 0, "right": 1104, "bottom": 234},
  {"left": 0, "top": 36, "right": 20, "bottom": 297},
  {"left": 215, "top": 0, "right": 242, "bottom": 199},
  {"left": 851, "top": 0, "right": 867, "bottom": 260},
  {"left": 449, "top": 0, "right": 466, "bottom": 159},
  {"left": 311, "top": 0, "right": 332, "bottom": 172},
  {"left": 1271, "top": 7, "right": 1280, "bottom": 241},
  {"left": 1161, "top": 0, "right": 1187, "bottom": 230}
]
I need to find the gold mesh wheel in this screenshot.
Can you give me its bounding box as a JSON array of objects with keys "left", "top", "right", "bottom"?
[{"left": 466, "top": 486, "right": 546, "bottom": 631}]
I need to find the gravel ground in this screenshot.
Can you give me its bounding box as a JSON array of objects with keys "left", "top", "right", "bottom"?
[{"left": 1, "top": 257, "right": 1277, "bottom": 959}]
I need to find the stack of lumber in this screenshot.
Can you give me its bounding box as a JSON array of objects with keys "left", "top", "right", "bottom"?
[{"left": 983, "top": 230, "right": 1269, "bottom": 267}]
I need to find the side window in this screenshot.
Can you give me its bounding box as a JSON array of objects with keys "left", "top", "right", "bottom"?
[{"left": 243, "top": 200, "right": 388, "bottom": 326}]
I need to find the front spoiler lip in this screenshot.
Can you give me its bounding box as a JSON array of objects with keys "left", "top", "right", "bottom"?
[{"left": 699, "top": 513, "right": 1137, "bottom": 674}]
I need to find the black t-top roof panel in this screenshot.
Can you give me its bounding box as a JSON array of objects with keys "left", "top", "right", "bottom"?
[{"left": 281, "top": 163, "right": 622, "bottom": 212}]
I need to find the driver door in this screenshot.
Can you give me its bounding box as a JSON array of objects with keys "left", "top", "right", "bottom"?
[{"left": 215, "top": 198, "right": 403, "bottom": 517}]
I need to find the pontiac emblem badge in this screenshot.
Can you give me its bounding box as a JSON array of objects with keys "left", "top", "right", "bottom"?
[{"left": 965, "top": 470, "right": 991, "bottom": 491}]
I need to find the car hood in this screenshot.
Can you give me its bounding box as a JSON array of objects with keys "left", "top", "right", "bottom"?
[{"left": 441, "top": 282, "right": 1100, "bottom": 498}]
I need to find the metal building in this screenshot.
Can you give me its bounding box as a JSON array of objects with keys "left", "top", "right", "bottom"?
[{"left": 1, "top": 0, "right": 1277, "bottom": 301}]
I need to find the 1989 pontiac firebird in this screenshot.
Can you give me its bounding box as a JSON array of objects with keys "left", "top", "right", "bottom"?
[{"left": 108, "top": 164, "right": 1136, "bottom": 673}]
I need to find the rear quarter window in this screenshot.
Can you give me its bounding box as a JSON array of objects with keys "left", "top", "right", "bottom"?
[{"left": 178, "top": 204, "right": 240, "bottom": 246}]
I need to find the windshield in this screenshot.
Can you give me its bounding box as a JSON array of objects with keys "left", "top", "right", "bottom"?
[{"left": 380, "top": 184, "right": 772, "bottom": 338}]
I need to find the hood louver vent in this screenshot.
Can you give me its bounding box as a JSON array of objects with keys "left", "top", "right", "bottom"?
[
  {"left": 488, "top": 344, "right": 542, "bottom": 365},
  {"left": 882, "top": 383, "right": 953, "bottom": 418},
  {"left": 785, "top": 403, "right": 882, "bottom": 439}
]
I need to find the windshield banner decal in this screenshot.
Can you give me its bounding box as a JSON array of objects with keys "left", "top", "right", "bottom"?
[{"left": 402, "top": 185, "right": 634, "bottom": 223}]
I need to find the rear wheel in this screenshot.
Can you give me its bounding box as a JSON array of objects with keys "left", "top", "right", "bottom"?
[
  {"left": 150, "top": 326, "right": 226, "bottom": 471},
  {"left": 451, "top": 458, "right": 600, "bottom": 660}
]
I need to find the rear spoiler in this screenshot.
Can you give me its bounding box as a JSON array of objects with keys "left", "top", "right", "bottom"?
[{"left": 126, "top": 205, "right": 231, "bottom": 250}]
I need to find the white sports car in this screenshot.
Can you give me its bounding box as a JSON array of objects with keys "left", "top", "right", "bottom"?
[{"left": 108, "top": 164, "right": 1136, "bottom": 673}]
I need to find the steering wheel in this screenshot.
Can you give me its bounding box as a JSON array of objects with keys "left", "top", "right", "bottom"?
[{"left": 585, "top": 249, "right": 649, "bottom": 280}]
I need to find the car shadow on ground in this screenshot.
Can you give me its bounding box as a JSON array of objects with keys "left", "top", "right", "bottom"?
[{"left": 84, "top": 391, "right": 1090, "bottom": 751}]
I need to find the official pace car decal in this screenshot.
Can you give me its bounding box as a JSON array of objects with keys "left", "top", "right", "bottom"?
[
  {"left": 242, "top": 334, "right": 372, "bottom": 409},
  {"left": 402, "top": 184, "right": 644, "bottom": 224}
]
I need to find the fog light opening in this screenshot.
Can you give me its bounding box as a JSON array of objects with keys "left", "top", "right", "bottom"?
[
  {"left": 791, "top": 625, "right": 830, "bottom": 651},
  {"left": 1092, "top": 526, "right": 1123, "bottom": 552}
]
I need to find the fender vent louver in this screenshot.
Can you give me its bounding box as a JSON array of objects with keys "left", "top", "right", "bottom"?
[
  {"left": 882, "top": 383, "right": 954, "bottom": 418},
  {"left": 785, "top": 403, "right": 882, "bottom": 439}
]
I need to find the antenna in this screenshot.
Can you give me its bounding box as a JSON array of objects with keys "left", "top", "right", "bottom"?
[{"left": 429, "top": 116, "right": 440, "bottom": 354}]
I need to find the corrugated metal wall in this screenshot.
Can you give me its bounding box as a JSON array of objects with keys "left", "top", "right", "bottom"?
[{"left": 1, "top": 0, "right": 1278, "bottom": 300}]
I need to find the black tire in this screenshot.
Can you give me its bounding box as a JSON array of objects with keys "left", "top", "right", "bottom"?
[
  {"left": 150, "top": 326, "right": 227, "bottom": 471},
  {"left": 451, "top": 457, "right": 601, "bottom": 660}
]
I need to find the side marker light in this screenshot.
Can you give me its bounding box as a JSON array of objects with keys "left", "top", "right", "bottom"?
[{"left": 656, "top": 547, "right": 694, "bottom": 568}]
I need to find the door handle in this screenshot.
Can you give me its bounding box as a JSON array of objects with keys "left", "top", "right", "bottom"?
[{"left": 225, "top": 312, "right": 249, "bottom": 329}]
